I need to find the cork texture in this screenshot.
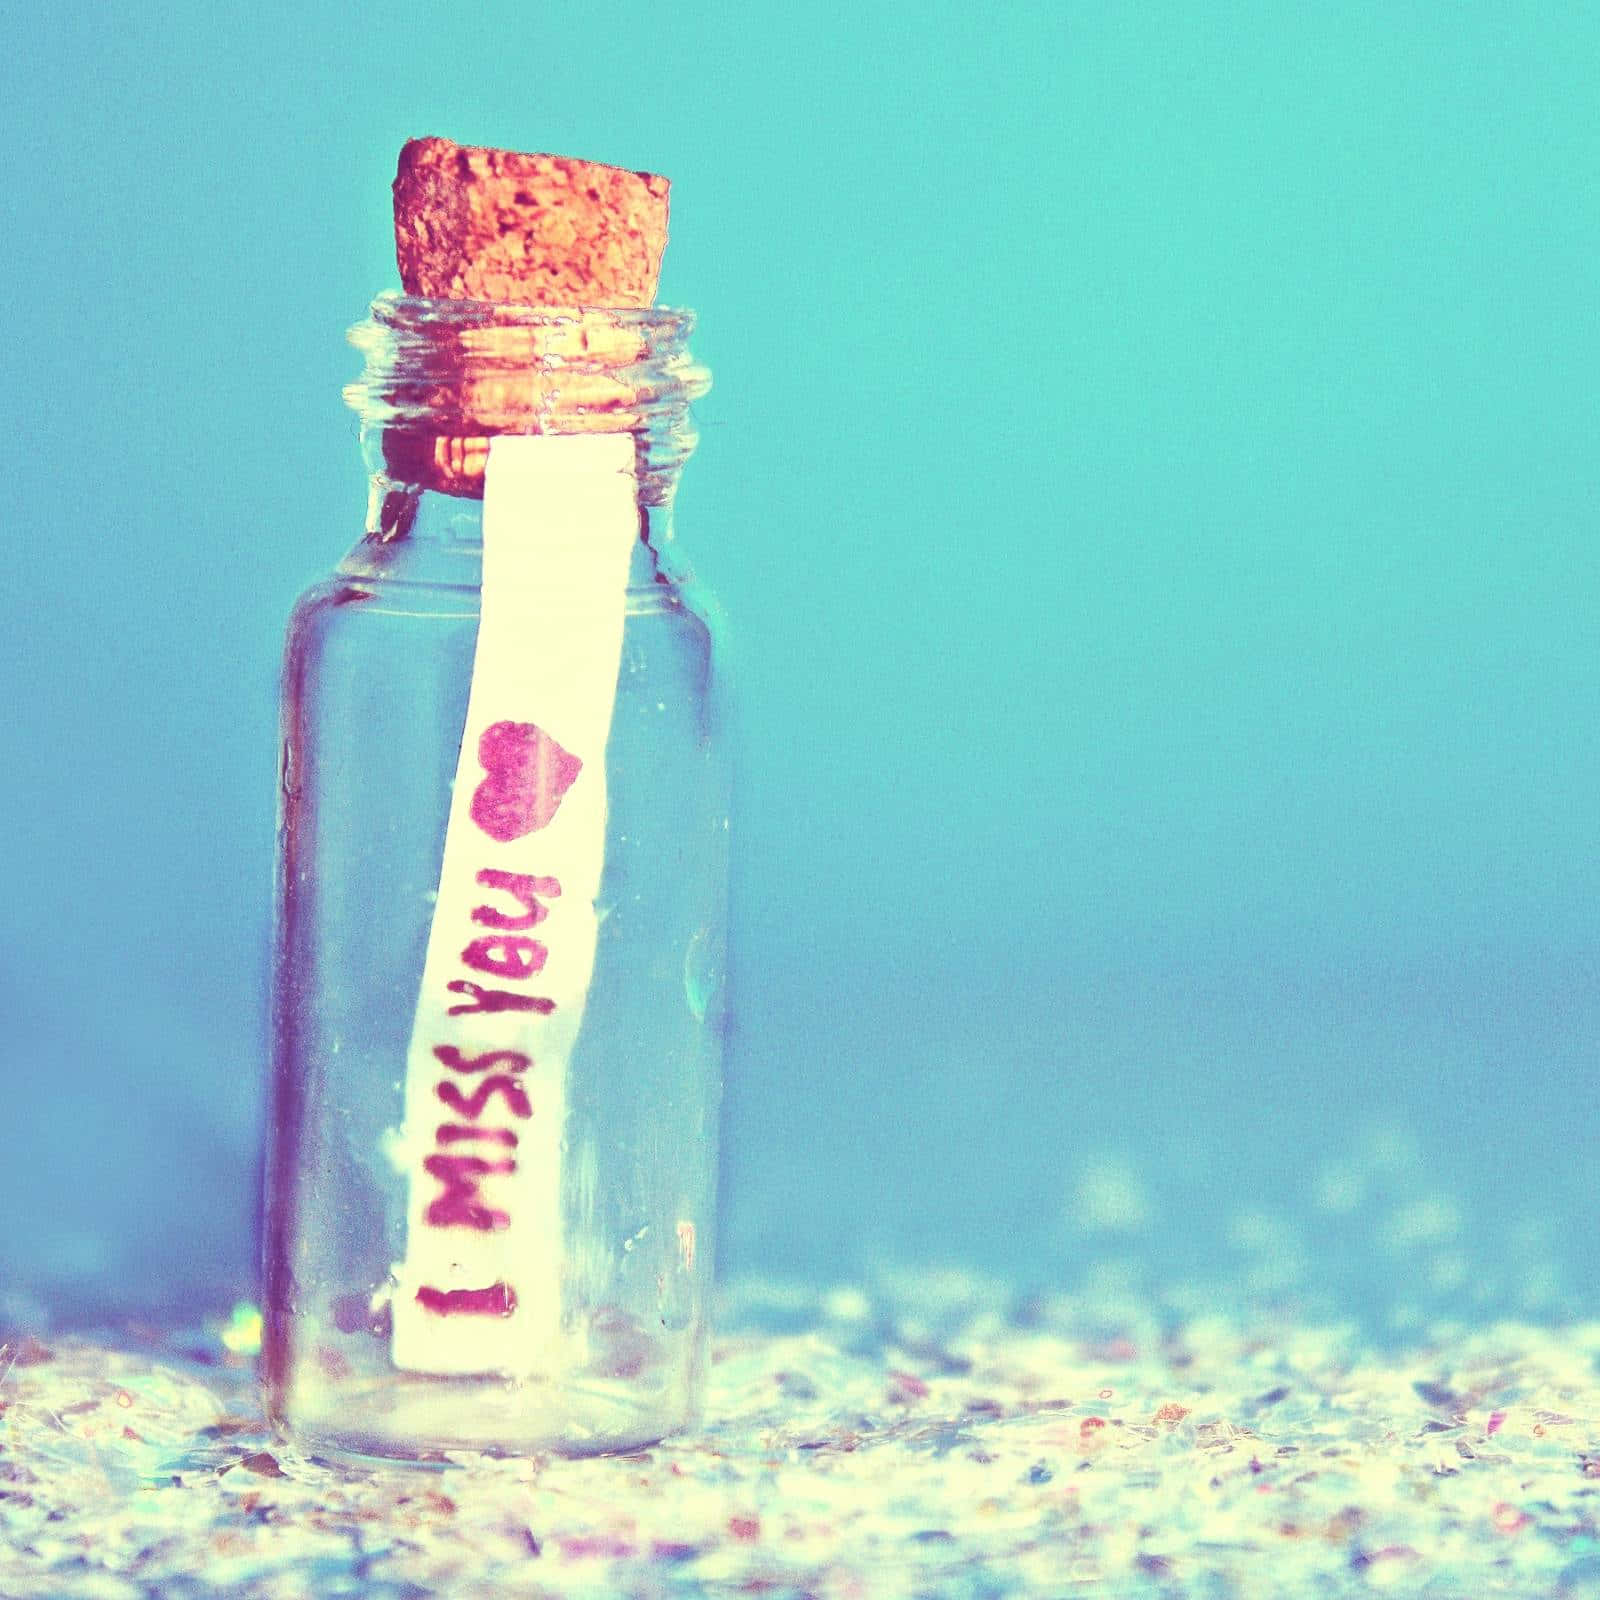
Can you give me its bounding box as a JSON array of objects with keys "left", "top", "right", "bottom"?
[{"left": 393, "top": 138, "right": 669, "bottom": 307}]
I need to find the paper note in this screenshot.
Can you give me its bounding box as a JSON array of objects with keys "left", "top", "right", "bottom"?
[{"left": 391, "top": 432, "right": 637, "bottom": 1375}]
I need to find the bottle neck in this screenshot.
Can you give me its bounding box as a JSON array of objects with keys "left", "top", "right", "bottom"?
[
  {"left": 340, "top": 294, "right": 707, "bottom": 596},
  {"left": 346, "top": 293, "right": 708, "bottom": 503},
  {"left": 342, "top": 477, "right": 681, "bottom": 593}
]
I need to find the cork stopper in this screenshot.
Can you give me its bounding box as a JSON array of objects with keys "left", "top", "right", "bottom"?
[
  {"left": 384, "top": 138, "right": 672, "bottom": 497},
  {"left": 393, "top": 137, "right": 669, "bottom": 308}
]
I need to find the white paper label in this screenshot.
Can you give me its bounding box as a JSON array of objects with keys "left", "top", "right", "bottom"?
[{"left": 390, "top": 432, "right": 638, "bottom": 1375}]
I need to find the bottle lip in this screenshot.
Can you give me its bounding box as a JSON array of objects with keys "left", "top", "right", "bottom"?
[{"left": 361, "top": 289, "right": 697, "bottom": 334}]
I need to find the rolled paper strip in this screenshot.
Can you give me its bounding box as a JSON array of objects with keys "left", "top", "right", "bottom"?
[{"left": 380, "top": 431, "right": 491, "bottom": 498}]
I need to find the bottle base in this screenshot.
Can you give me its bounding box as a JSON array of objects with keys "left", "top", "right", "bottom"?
[{"left": 271, "top": 1368, "right": 691, "bottom": 1462}]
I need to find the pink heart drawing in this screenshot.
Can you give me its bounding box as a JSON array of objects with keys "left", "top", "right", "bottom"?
[{"left": 469, "top": 720, "right": 583, "bottom": 842}]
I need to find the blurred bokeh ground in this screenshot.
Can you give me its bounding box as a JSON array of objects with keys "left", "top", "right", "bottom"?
[{"left": 5, "top": 1271, "right": 1599, "bottom": 1599}]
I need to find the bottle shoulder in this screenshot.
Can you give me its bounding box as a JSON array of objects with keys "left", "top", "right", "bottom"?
[{"left": 285, "top": 564, "right": 715, "bottom": 637}]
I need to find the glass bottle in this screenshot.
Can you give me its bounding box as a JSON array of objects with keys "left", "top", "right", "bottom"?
[{"left": 264, "top": 293, "right": 727, "bottom": 1459}]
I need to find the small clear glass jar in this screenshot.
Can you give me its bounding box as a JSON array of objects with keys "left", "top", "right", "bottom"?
[{"left": 264, "top": 294, "right": 727, "bottom": 1459}]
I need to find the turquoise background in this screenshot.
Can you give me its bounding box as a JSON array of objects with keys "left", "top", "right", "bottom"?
[{"left": 1, "top": 2, "right": 1595, "bottom": 1326}]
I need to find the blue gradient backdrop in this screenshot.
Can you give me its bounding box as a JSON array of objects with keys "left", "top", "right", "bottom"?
[{"left": 1, "top": 2, "right": 1595, "bottom": 1326}]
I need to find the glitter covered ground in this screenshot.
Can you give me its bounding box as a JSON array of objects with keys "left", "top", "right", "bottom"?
[{"left": 4, "top": 1281, "right": 1600, "bottom": 1598}]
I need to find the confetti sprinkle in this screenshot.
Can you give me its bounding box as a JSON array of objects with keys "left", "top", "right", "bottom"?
[{"left": 2, "top": 1280, "right": 1598, "bottom": 1597}]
